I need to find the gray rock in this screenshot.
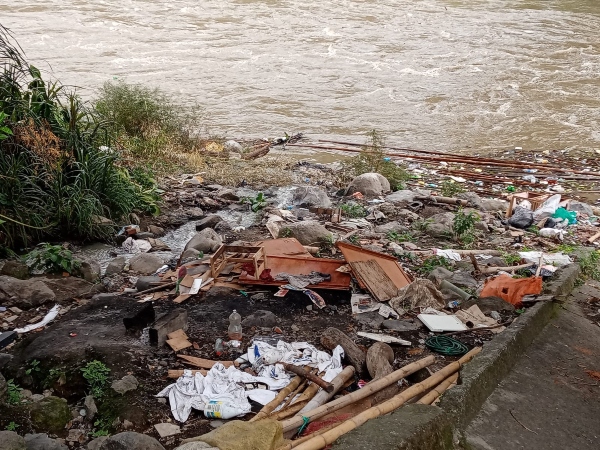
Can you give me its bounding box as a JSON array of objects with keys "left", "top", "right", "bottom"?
[
  {"left": 180, "top": 248, "right": 201, "bottom": 261},
  {"left": 205, "top": 184, "right": 223, "bottom": 191},
  {"left": 88, "top": 437, "right": 109, "bottom": 450},
  {"left": 29, "top": 396, "right": 71, "bottom": 434},
  {"left": 347, "top": 173, "right": 390, "bottom": 196},
  {"left": 0, "top": 373, "right": 6, "bottom": 403},
  {"left": 195, "top": 215, "right": 223, "bottom": 231},
  {"left": 175, "top": 443, "right": 219, "bottom": 450},
  {"left": 105, "top": 257, "right": 126, "bottom": 276},
  {"left": 128, "top": 254, "right": 164, "bottom": 275},
  {"left": 38, "top": 276, "right": 101, "bottom": 302},
  {"left": 241, "top": 310, "right": 278, "bottom": 328},
  {"left": 475, "top": 221, "right": 489, "bottom": 232},
  {"left": 0, "top": 260, "right": 29, "bottom": 280},
  {"left": 148, "top": 238, "right": 170, "bottom": 252},
  {"left": 98, "top": 432, "right": 165, "bottom": 450},
  {"left": 111, "top": 375, "right": 138, "bottom": 395},
  {"left": 185, "top": 207, "right": 205, "bottom": 220},
  {"left": 457, "top": 192, "right": 484, "bottom": 210},
  {"left": 25, "top": 433, "right": 68, "bottom": 450},
  {"left": 382, "top": 319, "right": 422, "bottom": 332},
  {"left": 426, "top": 212, "right": 455, "bottom": 238},
  {"left": 21, "top": 389, "right": 32, "bottom": 399},
  {"left": 0, "top": 431, "right": 26, "bottom": 450},
  {"left": 278, "top": 221, "right": 332, "bottom": 246},
  {"left": 214, "top": 220, "right": 232, "bottom": 232},
  {"left": 385, "top": 190, "right": 417, "bottom": 204},
  {"left": 0, "top": 276, "right": 55, "bottom": 308},
  {"left": 508, "top": 206, "right": 534, "bottom": 229},
  {"left": 216, "top": 188, "right": 239, "bottom": 201},
  {"left": 480, "top": 198, "right": 508, "bottom": 212},
  {"left": 135, "top": 232, "right": 154, "bottom": 239},
  {"left": 148, "top": 225, "right": 165, "bottom": 237},
  {"left": 428, "top": 267, "right": 454, "bottom": 286},
  {"left": 292, "top": 186, "right": 332, "bottom": 208},
  {"left": 84, "top": 395, "right": 97, "bottom": 421},
  {"left": 374, "top": 221, "right": 407, "bottom": 234},
  {"left": 396, "top": 209, "right": 420, "bottom": 221},
  {"left": 0, "top": 353, "right": 13, "bottom": 369},
  {"left": 153, "top": 422, "right": 181, "bottom": 438},
  {"left": 31, "top": 394, "right": 45, "bottom": 402},
  {"left": 184, "top": 228, "right": 222, "bottom": 253},
  {"left": 80, "top": 260, "right": 101, "bottom": 283},
  {"left": 448, "top": 271, "right": 478, "bottom": 290},
  {"left": 568, "top": 200, "right": 594, "bottom": 216},
  {"left": 224, "top": 140, "right": 243, "bottom": 153},
  {"left": 462, "top": 296, "right": 515, "bottom": 314},
  {"left": 402, "top": 242, "right": 419, "bottom": 250},
  {"left": 355, "top": 311, "right": 385, "bottom": 329}
]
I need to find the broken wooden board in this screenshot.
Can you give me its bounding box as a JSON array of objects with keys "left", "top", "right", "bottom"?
[
  {"left": 349, "top": 260, "right": 398, "bottom": 302},
  {"left": 166, "top": 329, "right": 192, "bottom": 351},
  {"left": 168, "top": 369, "right": 208, "bottom": 379},
  {"left": 253, "top": 238, "right": 312, "bottom": 258},
  {"left": 521, "top": 294, "right": 555, "bottom": 305},
  {"left": 177, "top": 354, "right": 235, "bottom": 369},
  {"left": 357, "top": 331, "right": 411, "bottom": 346},
  {"left": 173, "top": 294, "right": 191, "bottom": 304},
  {"left": 167, "top": 329, "right": 188, "bottom": 340},
  {"left": 336, "top": 242, "right": 411, "bottom": 290}
]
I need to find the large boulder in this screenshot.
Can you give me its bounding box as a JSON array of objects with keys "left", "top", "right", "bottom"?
[
  {"left": 39, "top": 277, "right": 101, "bottom": 302},
  {"left": 278, "top": 221, "right": 332, "bottom": 246},
  {"left": 480, "top": 198, "right": 508, "bottom": 212},
  {"left": 105, "top": 256, "right": 126, "bottom": 276},
  {"left": 385, "top": 190, "right": 417, "bottom": 204},
  {"left": 426, "top": 212, "right": 455, "bottom": 238},
  {"left": 25, "top": 433, "right": 68, "bottom": 450},
  {"left": 98, "top": 432, "right": 165, "bottom": 450},
  {"left": 292, "top": 186, "right": 332, "bottom": 208},
  {"left": 129, "top": 254, "right": 164, "bottom": 275},
  {"left": 347, "top": 173, "right": 390, "bottom": 196},
  {"left": 0, "top": 431, "right": 25, "bottom": 450},
  {"left": 29, "top": 396, "right": 71, "bottom": 434},
  {"left": 195, "top": 215, "right": 223, "bottom": 231},
  {"left": 184, "top": 228, "right": 222, "bottom": 253},
  {"left": 0, "top": 260, "right": 29, "bottom": 280},
  {"left": 0, "top": 276, "right": 55, "bottom": 308},
  {"left": 374, "top": 221, "right": 407, "bottom": 234}
]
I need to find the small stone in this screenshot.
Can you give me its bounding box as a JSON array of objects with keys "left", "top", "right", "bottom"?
[
  {"left": 27, "top": 315, "right": 43, "bottom": 324},
  {"left": 291, "top": 325, "right": 300, "bottom": 332},
  {"left": 8, "top": 307, "right": 22, "bottom": 314},
  {"left": 241, "top": 310, "right": 278, "bottom": 328},
  {"left": 157, "top": 398, "right": 167, "bottom": 404},
  {"left": 31, "top": 394, "right": 45, "bottom": 402},
  {"left": 111, "top": 375, "right": 139, "bottom": 395},
  {"left": 148, "top": 225, "right": 165, "bottom": 237},
  {"left": 21, "top": 389, "right": 32, "bottom": 398},
  {"left": 306, "top": 305, "right": 313, "bottom": 311},
  {"left": 84, "top": 395, "right": 97, "bottom": 421},
  {"left": 154, "top": 422, "right": 181, "bottom": 438},
  {"left": 123, "top": 419, "right": 134, "bottom": 430},
  {"left": 66, "top": 429, "right": 86, "bottom": 444},
  {"left": 5, "top": 315, "right": 18, "bottom": 323},
  {"left": 105, "top": 256, "right": 127, "bottom": 276}
]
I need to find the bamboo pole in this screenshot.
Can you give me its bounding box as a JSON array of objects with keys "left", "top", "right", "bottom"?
[
  {"left": 276, "top": 421, "right": 351, "bottom": 450},
  {"left": 299, "top": 366, "right": 355, "bottom": 414},
  {"left": 281, "top": 355, "right": 435, "bottom": 434},
  {"left": 293, "top": 347, "right": 482, "bottom": 450},
  {"left": 269, "top": 381, "right": 322, "bottom": 421},
  {"left": 250, "top": 375, "right": 303, "bottom": 422},
  {"left": 479, "top": 262, "right": 533, "bottom": 274},
  {"left": 416, "top": 373, "right": 458, "bottom": 405},
  {"left": 280, "top": 378, "right": 309, "bottom": 411}
]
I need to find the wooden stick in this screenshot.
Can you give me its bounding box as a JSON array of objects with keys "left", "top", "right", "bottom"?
[
  {"left": 281, "top": 378, "right": 309, "bottom": 410},
  {"left": 299, "top": 366, "right": 355, "bottom": 414},
  {"left": 417, "top": 373, "right": 458, "bottom": 405},
  {"left": 270, "top": 381, "right": 322, "bottom": 421},
  {"left": 479, "top": 262, "right": 533, "bottom": 274},
  {"left": 293, "top": 348, "right": 482, "bottom": 450},
  {"left": 177, "top": 355, "right": 234, "bottom": 369},
  {"left": 276, "top": 421, "right": 352, "bottom": 450},
  {"left": 133, "top": 281, "right": 176, "bottom": 297},
  {"left": 282, "top": 363, "right": 335, "bottom": 393},
  {"left": 250, "top": 375, "right": 303, "bottom": 422},
  {"left": 588, "top": 231, "right": 600, "bottom": 244},
  {"left": 167, "top": 369, "right": 207, "bottom": 378},
  {"left": 280, "top": 356, "right": 435, "bottom": 434}
]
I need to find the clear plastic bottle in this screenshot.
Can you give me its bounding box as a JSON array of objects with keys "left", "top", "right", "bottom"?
[{"left": 228, "top": 310, "right": 242, "bottom": 341}]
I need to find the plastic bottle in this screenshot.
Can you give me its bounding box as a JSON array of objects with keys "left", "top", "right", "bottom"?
[
  {"left": 203, "top": 400, "right": 246, "bottom": 419},
  {"left": 228, "top": 310, "right": 242, "bottom": 341},
  {"left": 214, "top": 338, "right": 224, "bottom": 357}
]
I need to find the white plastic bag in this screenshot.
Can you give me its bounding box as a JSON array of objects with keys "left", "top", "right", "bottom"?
[
  {"left": 538, "top": 228, "right": 565, "bottom": 241},
  {"left": 533, "top": 194, "right": 561, "bottom": 220}
]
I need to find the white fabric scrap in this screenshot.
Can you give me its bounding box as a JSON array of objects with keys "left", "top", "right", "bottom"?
[
  {"left": 433, "top": 249, "right": 462, "bottom": 262},
  {"left": 14, "top": 304, "right": 60, "bottom": 334},
  {"left": 518, "top": 251, "right": 572, "bottom": 267}
]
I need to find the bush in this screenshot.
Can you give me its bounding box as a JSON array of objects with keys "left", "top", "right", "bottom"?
[
  {"left": 81, "top": 360, "right": 111, "bottom": 398},
  {"left": 345, "top": 130, "right": 409, "bottom": 191},
  {"left": 453, "top": 208, "right": 479, "bottom": 245},
  {"left": 0, "top": 26, "right": 159, "bottom": 250},
  {"left": 25, "top": 243, "right": 81, "bottom": 274}
]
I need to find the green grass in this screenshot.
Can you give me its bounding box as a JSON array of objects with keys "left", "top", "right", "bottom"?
[
  {"left": 579, "top": 250, "right": 600, "bottom": 281},
  {"left": 386, "top": 230, "right": 416, "bottom": 243},
  {"left": 340, "top": 203, "right": 366, "bottom": 218},
  {"left": 440, "top": 179, "right": 466, "bottom": 197},
  {"left": 417, "top": 255, "right": 453, "bottom": 275}
]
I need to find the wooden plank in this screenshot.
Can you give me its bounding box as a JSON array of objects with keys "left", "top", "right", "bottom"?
[
  {"left": 177, "top": 354, "right": 235, "bottom": 369},
  {"left": 173, "top": 294, "right": 191, "bottom": 304},
  {"left": 349, "top": 260, "right": 398, "bottom": 302},
  {"left": 167, "top": 329, "right": 188, "bottom": 340},
  {"left": 166, "top": 337, "right": 192, "bottom": 352},
  {"left": 180, "top": 274, "right": 195, "bottom": 288},
  {"left": 168, "top": 369, "right": 208, "bottom": 378}
]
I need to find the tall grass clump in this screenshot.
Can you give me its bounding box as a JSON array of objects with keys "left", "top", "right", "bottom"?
[
  {"left": 0, "top": 25, "right": 159, "bottom": 251},
  {"left": 94, "top": 81, "right": 204, "bottom": 173},
  {"left": 344, "top": 130, "right": 409, "bottom": 191}
]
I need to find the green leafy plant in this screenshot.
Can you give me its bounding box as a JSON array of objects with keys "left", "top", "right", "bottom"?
[
  {"left": 440, "top": 179, "right": 465, "bottom": 197},
  {"left": 515, "top": 308, "right": 526, "bottom": 315},
  {"left": 5, "top": 422, "right": 19, "bottom": 431},
  {"left": 241, "top": 192, "right": 267, "bottom": 212},
  {"left": 0, "top": 111, "right": 12, "bottom": 141},
  {"left": 555, "top": 243, "right": 576, "bottom": 254},
  {"left": 579, "top": 250, "right": 600, "bottom": 281},
  {"left": 25, "top": 243, "right": 81, "bottom": 274},
  {"left": 340, "top": 203, "right": 366, "bottom": 218},
  {"left": 345, "top": 130, "right": 409, "bottom": 191},
  {"left": 45, "top": 368, "right": 66, "bottom": 388},
  {"left": 25, "top": 359, "right": 41, "bottom": 375},
  {"left": 386, "top": 230, "right": 416, "bottom": 243},
  {"left": 7, "top": 379, "right": 21, "bottom": 405},
  {"left": 501, "top": 252, "right": 521, "bottom": 266},
  {"left": 412, "top": 218, "right": 432, "bottom": 233},
  {"left": 91, "top": 417, "right": 111, "bottom": 437},
  {"left": 81, "top": 360, "right": 111, "bottom": 398},
  {"left": 280, "top": 227, "right": 292, "bottom": 238},
  {"left": 348, "top": 234, "right": 359, "bottom": 245},
  {"left": 417, "top": 256, "right": 453, "bottom": 275},
  {"left": 452, "top": 208, "right": 479, "bottom": 245}
]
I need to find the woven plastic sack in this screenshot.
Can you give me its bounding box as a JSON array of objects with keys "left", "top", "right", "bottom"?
[{"left": 480, "top": 274, "right": 542, "bottom": 307}]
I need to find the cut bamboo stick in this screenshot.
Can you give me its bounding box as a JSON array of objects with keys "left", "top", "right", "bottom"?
[
  {"left": 276, "top": 420, "right": 352, "bottom": 450},
  {"left": 280, "top": 356, "right": 435, "bottom": 434},
  {"left": 250, "top": 375, "right": 303, "bottom": 422},
  {"left": 299, "top": 366, "right": 355, "bottom": 414},
  {"left": 479, "top": 263, "right": 533, "bottom": 274},
  {"left": 417, "top": 373, "right": 458, "bottom": 405},
  {"left": 280, "top": 378, "right": 309, "bottom": 410},
  {"left": 269, "top": 381, "right": 322, "bottom": 421},
  {"left": 293, "top": 348, "right": 482, "bottom": 450}
]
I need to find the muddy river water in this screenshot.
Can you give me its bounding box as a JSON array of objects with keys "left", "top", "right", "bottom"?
[{"left": 3, "top": 0, "right": 600, "bottom": 152}]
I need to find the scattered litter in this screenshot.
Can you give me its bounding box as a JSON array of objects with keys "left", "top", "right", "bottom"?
[
  {"left": 378, "top": 304, "right": 399, "bottom": 319},
  {"left": 518, "top": 251, "right": 572, "bottom": 267},
  {"left": 14, "top": 305, "right": 60, "bottom": 334},
  {"left": 357, "top": 331, "right": 411, "bottom": 346},
  {"left": 417, "top": 314, "right": 468, "bottom": 332},
  {"left": 433, "top": 249, "right": 462, "bottom": 262},
  {"left": 390, "top": 279, "right": 445, "bottom": 313},
  {"left": 425, "top": 336, "right": 468, "bottom": 356},
  {"left": 350, "top": 294, "right": 380, "bottom": 314},
  {"left": 480, "top": 274, "right": 543, "bottom": 306},
  {"left": 455, "top": 305, "right": 505, "bottom": 333},
  {"left": 122, "top": 237, "right": 151, "bottom": 253}
]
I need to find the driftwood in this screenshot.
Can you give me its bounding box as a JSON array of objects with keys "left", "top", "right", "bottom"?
[
  {"left": 281, "top": 363, "right": 335, "bottom": 393},
  {"left": 366, "top": 342, "right": 399, "bottom": 405},
  {"left": 242, "top": 143, "right": 271, "bottom": 160},
  {"left": 299, "top": 366, "right": 355, "bottom": 414},
  {"left": 133, "top": 281, "right": 176, "bottom": 297},
  {"left": 292, "top": 348, "right": 482, "bottom": 450},
  {"left": 479, "top": 262, "right": 533, "bottom": 274},
  {"left": 320, "top": 327, "right": 367, "bottom": 378},
  {"left": 281, "top": 356, "right": 435, "bottom": 434},
  {"left": 251, "top": 375, "right": 303, "bottom": 422},
  {"left": 417, "top": 373, "right": 458, "bottom": 405}
]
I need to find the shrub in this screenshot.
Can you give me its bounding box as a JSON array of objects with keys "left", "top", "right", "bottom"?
[
  {"left": 81, "top": 360, "right": 111, "bottom": 398},
  {"left": 25, "top": 243, "right": 81, "bottom": 274},
  {"left": 453, "top": 208, "right": 479, "bottom": 245}
]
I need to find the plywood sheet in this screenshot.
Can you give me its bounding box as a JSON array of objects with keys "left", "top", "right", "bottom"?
[{"left": 349, "top": 260, "right": 398, "bottom": 302}]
